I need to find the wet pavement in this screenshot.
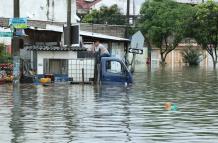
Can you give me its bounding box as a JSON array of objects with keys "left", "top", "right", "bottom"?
[{"left": 1, "top": 66, "right": 218, "bottom": 143}]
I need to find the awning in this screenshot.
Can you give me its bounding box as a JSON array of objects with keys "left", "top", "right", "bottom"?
[
  {"left": 28, "top": 25, "right": 130, "bottom": 42},
  {"left": 80, "top": 31, "right": 129, "bottom": 42}
]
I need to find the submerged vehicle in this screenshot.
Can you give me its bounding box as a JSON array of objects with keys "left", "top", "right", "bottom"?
[
  {"left": 68, "top": 56, "right": 133, "bottom": 85},
  {"left": 100, "top": 57, "right": 132, "bottom": 85}
]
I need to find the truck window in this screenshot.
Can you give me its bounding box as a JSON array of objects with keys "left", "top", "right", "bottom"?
[{"left": 106, "top": 61, "right": 122, "bottom": 74}]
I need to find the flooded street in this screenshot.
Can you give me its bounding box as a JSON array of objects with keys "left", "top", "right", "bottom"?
[{"left": 1, "top": 66, "right": 218, "bottom": 143}]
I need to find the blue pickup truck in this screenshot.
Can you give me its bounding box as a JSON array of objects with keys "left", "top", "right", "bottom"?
[{"left": 99, "top": 57, "right": 133, "bottom": 85}]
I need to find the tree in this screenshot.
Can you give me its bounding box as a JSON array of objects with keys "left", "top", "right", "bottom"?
[
  {"left": 138, "top": 0, "right": 194, "bottom": 64},
  {"left": 191, "top": 1, "right": 218, "bottom": 68},
  {"left": 82, "top": 4, "right": 126, "bottom": 25}
]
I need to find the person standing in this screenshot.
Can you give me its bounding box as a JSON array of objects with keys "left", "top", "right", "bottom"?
[{"left": 92, "top": 40, "right": 110, "bottom": 59}]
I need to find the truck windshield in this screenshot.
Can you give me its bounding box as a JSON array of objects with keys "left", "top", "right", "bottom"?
[{"left": 106, "top": 60, "right": 123, "bottom": 74}]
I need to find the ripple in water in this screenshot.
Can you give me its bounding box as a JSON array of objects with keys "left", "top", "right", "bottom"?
[{"left": 0, "top": 66, "right": 218, "bottom": 143}]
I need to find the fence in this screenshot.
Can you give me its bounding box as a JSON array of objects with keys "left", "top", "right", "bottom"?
[
  {"left": 68, "top": 51, "right": 95, "bottom": 83},
  {"left": 68, "top": 58, "right": 95, "bottom": 83}
]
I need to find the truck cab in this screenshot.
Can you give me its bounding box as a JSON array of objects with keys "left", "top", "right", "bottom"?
[{"left": 100, "top": 57, "right": 133, "bottom": 85}]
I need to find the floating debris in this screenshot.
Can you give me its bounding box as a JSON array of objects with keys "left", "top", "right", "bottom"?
[{"left": 164, "top": 102, "right": 177, "bottom": 111}]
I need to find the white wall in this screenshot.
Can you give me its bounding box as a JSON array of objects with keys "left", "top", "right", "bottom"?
[
  {"left": 0, "top": 0, "right": 77, "bottom": 23},
  {"left": 0, "top": 27, "right": 11, "bottom": 45},
  {"left": 37, "top": 51, "right": 77, "bottom": 74}
]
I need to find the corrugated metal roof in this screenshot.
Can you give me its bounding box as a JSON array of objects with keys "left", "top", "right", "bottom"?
[
  {"left": 28, "top": 25, "right": 130, "bottom": 42},
  {"left": 80, "top": 31, "right": 129, "bottom": 42}
]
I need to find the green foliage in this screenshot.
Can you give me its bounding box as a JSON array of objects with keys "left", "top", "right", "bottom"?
[
  {"left": 181, "top": 46, "right": 203, "bottom": 66},
  {"left": 0, "top": 43, "right": 12, "bottom": 64},
  {"left": 82, "top": 4, "right": 126, "bottom": 25},
  {"left": 0, "top": 43, "right": 5, "bottom": 56},
  {"left": 191, "top": 1, "right": 218, "bottom": 68},
  {"left": 137, "top": 0, "right": 194, "bottom": 64}
]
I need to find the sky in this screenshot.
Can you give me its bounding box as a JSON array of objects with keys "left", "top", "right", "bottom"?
[
  {"left": 93, "top": 0, "right": 145, "bottom": 15},
  {"left": 0, "top": 0, "right": 77, "bottom": 22},
  {"left": 93, "top": 0, "right": 218, "bottom": 15}
]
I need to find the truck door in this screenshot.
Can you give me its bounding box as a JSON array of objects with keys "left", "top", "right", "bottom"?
[{"left": 101, "top": 58, "right": 132, "bottom": 84}]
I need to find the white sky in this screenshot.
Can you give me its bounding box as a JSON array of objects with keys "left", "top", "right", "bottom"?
[
  {"left": 0, "top": 0, "right": 77, "bottom": 22},
  {"left": 93, "top": 0, "right": 218, "bottom": 15},
  {"left": 93, "top": 0, "right": 144, "bottom": 15}
]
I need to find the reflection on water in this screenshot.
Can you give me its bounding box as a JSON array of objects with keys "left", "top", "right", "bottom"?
[{"left": 1, "top": 66, "right": 218, "bottom": 143}]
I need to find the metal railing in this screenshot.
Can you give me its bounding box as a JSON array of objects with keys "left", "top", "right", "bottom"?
[{"left": 68, "top": 51, "right": 96, "bottom": 83}]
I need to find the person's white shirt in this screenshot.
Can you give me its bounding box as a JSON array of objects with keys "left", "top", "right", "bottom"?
[
  {"left": 92, "top": 42, "right": 110, "bottom": 56},
  {"left": 96, "top": 44, "right": 109, "bottom": 55}
]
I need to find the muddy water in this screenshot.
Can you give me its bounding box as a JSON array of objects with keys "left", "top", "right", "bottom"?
[{"left": 0, "top": 66, "right": 218, "bottom": 143}]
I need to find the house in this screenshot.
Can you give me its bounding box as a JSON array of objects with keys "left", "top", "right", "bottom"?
[
  {"left": 24, "top": 25, "right": 129, "bottom": 83},
  {"left": 0, "top": 0, "right": 77, "bottom": 23},
  {"left": 0, "top": 0, "right": 130, "bottom": 83},
  {"left": 0, "top": 0, "right": 81, "bottom": 82},
  {"left": 2, "top": 26, "right": 131, "bottom": 83},
  {"left": 0, "top": 0, "right": 78, "bottom": 62},
  {"left": 150, "top": 42, "right": 209, "bottom": 68}
]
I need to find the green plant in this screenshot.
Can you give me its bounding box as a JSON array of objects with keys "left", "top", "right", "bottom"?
[
  {"left": 82, "top": 4, "right": 126, "bottom": 25},
  {"left": 137, "top": 0, "right": 195, "bottom": 64},
  {"left": 190, "top": 1, "right": 218, "bottom": 68},
  {"left": 0, "top": 43, "right": 12, "bottom": 64},
  {"left": 181, "top": 46, "right": 203, "bottom": 66},
  {"left": 0, "top": 43, "right": 5, "bottom": 56}
]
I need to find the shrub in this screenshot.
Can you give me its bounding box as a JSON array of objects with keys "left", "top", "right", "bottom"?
[
  {"left": 181, "top": 46, "right": 204, "bottom": 66},
  {"left": 0, "top": 43, "right": 12, "bottom": 64}
]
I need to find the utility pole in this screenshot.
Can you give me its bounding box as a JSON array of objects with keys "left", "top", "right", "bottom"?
[
  {"left": 124, "top": 0, "right": 130, "bottom": 68},
  {"left": 125, "top": 0, "right": 130, "bottom": 38},
  {"left": 12, "top": 0, "right": 21, "bottom": 129},
  {"left": 12, "top": 0, "right": 20, "bottom": 85},
  {"left": 14, "top": 0, "right": 20, "bottom": 17},
  {"left": 133, "top": 0, "right": 135, "bottom": 26},
  {"left": 66, "top": 0, "right": 72, "bottom": 47},
  {"left": 126, "top": 0, "right": 130, "bottom": 26}
]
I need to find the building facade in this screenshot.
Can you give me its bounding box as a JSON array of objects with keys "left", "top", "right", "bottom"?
[{"left": 0, "top": 0, "right": 77, "bottom": 23}]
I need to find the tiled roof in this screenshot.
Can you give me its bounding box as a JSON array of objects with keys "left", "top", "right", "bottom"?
[
  {"left": 26, "top": 45, "right": 86, "bottom": 51},
  {"left": 76, "top": 0, "right": 101, "bottom": 10}
]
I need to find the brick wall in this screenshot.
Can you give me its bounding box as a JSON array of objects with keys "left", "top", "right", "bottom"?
[{"left": 80, "top": 23, "right": 126, "bottom": 38}]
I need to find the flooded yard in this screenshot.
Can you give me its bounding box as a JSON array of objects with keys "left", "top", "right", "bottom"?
[{"left": 1, "top": 66, "right": 218, "bottom": 143}]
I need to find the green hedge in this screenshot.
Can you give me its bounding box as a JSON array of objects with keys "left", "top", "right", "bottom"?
[{"left": 0, "top": 43, "right": 12, "bottom": 64}]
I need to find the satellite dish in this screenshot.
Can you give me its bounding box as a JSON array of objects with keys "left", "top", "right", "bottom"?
[{"left": 130, "top": 31, "right": 144, "bottom": 50}]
